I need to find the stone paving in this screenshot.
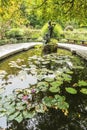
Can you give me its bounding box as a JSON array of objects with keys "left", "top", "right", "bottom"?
[
  {"left": 0, "top": 42, "right": 87, "bottom": 60},
  {"left": 0, "top": 42, "right": 42, "bottom": 60},
  {"left": 58, "top": 43, "right": 87, "bottom": 60}
]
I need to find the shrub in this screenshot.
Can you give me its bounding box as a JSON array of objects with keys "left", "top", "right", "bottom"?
[
  {"left": 48, "top": 38, "right": 58, "bottom": 45},
  {"left": 6, "top": 28, "right": 24, "bottom": 39},
  {"left": 0, "top": 39, "right": 10, "bottom": 45},
  {"left": 53, "top": 24, "right": 64, "bottom": 38},
  {"left": 41, "top": 23, "right": 63, "bottom": 39},
  {"left": 64, "top": 25, "right": 74, "bottom": 31},
  {"left": 41, "top": 23, "right": 48, "bottom": 38},
  {"left": 29, "top": 29, "right": 41, "bottom": 39}
]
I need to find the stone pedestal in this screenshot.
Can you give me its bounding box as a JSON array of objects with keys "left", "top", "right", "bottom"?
[{"left": 42, "top": 44, "right": 58, "bottom": 55}]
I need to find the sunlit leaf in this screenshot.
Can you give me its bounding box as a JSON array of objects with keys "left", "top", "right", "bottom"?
[
  {"left": 23, "top": 110, "right": 35, "bottom": 119},
  {"left": 35, "top": 104, "right": 47, "bottom": 113},
  {"left": 42, "top": 96, "right": 53, "bottom": 107},
  {"left": 37, "top": 81, "right": 49, "bottom": 92},
  {"left": 49, "top": 86, "right": 60, "bottom": 93},
  {"left": 80, "top": 88, "right": 87, "bottom": 94},
  {"left": 15, "top": 114, "right": 23, "bottom": 123},
  {"left": 44, "top": 77, "right": 54, "bottom": 82},
  {"left": 50, "top": 81, "right": 62, "bottom": 87},
  {"left": 78, "top": 80, "right": 87, "bottom": 87},
  {"left": 8, "top": 111, "right": 20, "bottom": 121},
  {"left": 65, "top": 87, "right": 77, "bottom": 94}
]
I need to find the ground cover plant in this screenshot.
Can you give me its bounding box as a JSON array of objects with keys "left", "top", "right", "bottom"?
[{"left": 0, "top": 53, "right": 87, "bottom": 124}]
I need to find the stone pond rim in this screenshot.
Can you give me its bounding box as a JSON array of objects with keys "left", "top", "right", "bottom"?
[{"left": 0, "top": 42, "right": 87, "bottom": 60}]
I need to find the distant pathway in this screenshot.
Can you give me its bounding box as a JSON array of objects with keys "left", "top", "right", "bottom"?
[
  {"left": 0, "top": 42, "right": 87, "bottom": 60},
  {"left": 58, "top": 43, "right": 87, "bottom": 60}
]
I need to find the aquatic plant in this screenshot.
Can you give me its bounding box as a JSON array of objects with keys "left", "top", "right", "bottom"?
[{"left": 0, "top": 53, "right": 87, "bottom": 124}]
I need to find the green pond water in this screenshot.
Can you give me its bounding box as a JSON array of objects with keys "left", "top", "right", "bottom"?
[{"left": 0, "top": 48, "right": 87, "bottom": 130}]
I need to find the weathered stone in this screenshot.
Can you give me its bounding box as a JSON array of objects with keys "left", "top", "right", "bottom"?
[
  {"left": 58, "top": 43, "right": 87, "bottom": 60},
  {"left": 42, "top": 44, "right": 58, "bottom": 55}
]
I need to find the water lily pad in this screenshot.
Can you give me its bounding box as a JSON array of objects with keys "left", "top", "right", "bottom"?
[
  {"left": 42, "top": 96, "right": 53, "bottom": 107},
  {"left": 73, "top": 66, "right": 84, "bottom": 70},
  {"left": 37, "top": 75, "right": 44, "bottom": 81},
  {"left": 62, "top": 73, "right": 72, "bottom": 83},
  {"left": 0, "top": 87, "right": 5, "bottom": 94},
  {"left": 35, "top": 104, "right": 47, "bottom": 113},
  {"left": 44, "top": 77, "right": 54, "bottom": 82},
  {"left": 15, "top": 114, "right": 23, "bottom": 123},
  {"left": 49, "top": 86, "right": 60, "bottom": 93},
  {"left": 9, "top": 61, "right": 21, "bottom": 69},
  {"left": 65, "top": 69, "right": 73, "bottom": 74},
  {"left": 80, "top": 88, "right": 87, "bottom": 94},
  {"left": 78, "top": 80, "right": 87, "bottom": 87},
  {"left": 37, "top": 81, "right": 49, "bottom": 87},
  {"left": 55, "top": 76, "right": 63, "bottom": 81},
  {"left": 0, "top": 70, "right": 7, "bottom": 75},
  {"left": 50, "top": 81, "right": 62, "bottom": 88},
  {"left": 23, "top": 110, "right": 35, "bottom": 119},
  {"left": 65, "top": 87, "right": 77, "bottom": 94},
  {"left": 0, "top": 108, "right": 6, "bottom": 117},
  {"left": 16, "top": 102, "right": 26, "bottom": 110},
  {"left": 42, "top": 61, "right": 50, "bottom": 65},
  {"left": 55, "top": 94, "right": 65, "bottom": 101},
  {"left": 37, "top": 81, "right": 49, "bottom": 92},
  {"left": 52, "top": 95, "right": 69, "bottom": 110},
  {"left": 34, "top": 61, "right": 40, "bottom": 65},
  {"left": 8, "top": 111, "right": 20, "bottom": 121}
]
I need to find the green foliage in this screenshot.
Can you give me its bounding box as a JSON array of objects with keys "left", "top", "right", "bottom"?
[
  {"left": 49, "top": 86, "right": 60, "bottom": 93},
  {"left": 37, "top": 81, "right": 49, "bottom": 92},
  {"left": 64, "top": 25, "right": 74, "bottom": 31},
  {"left": 53, "top": 24, "right": 64, "bottom": 38},
  {"left": 4, "top": 28, "right": 41, "bottom": 43},
  {"left": 48, "top": 38, "right": 58, "bottom": 45},
  {"left": 65, "top": 87, "right": 77, "bottom": 94},
  {"left": 42, "top": 95, "right": 69, "bottom": 110},
  {"left": 44, "top": 77, "right": 54, "bottom": 82},
  {"left": 80, "top": 88, "right": 87, "bottom": 95},
  {"left": 6, "top": 28, "right": 24, "bottom": 39},
  {"left": 0, "top": 53, "right": 86, "bottom": 123},
  {"left": 78, "top": 80, "right": 87, "bottom": 87},
  {"left": 41, "top": 23, "right": 63, "bottom": 38},
  {"left": 1, "top": 0, "right": 87, "bottom": 44},
  {"left": 29, "top": 29, "right": 41, "bottom": 40},
  {"left": 41, "top": 23, "right": 48, "bottom": 37},
  {"left": 64, "top": 29, "right": 87, "bottom": 43}
]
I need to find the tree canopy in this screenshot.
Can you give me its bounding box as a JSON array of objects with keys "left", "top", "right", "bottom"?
[{"left": 0, "top": 0, "right": 87, "bottom": 28}]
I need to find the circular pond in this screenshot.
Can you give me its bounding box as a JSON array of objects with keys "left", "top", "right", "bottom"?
[{"left": 0, "top": 47, "right": 87, "bottom": 130}]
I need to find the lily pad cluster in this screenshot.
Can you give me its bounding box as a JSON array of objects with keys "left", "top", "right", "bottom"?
[{"left": 0, "top": 53, "right": 87, "bottom": 123}]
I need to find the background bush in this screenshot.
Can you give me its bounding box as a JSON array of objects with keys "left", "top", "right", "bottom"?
[
  {"left": 64, "top": 29, "right": 87, "bottom": 41},
  {"left": 41, "top": 22, "right": 64, "bottom": 39},
  {"left": 6, "top": 28, "right": 24, "bottom": 40},
  {"left": 5, "top": 28, "right": 41, "bottom": 43}
]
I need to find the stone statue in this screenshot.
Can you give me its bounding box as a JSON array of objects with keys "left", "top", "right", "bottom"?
[
  {"left": 44, "top": 33, "right": 50, "bottom": 44},
  {"left": 48, "top": 20, "right": 54, "bottom": 38},
  {"left": 43, "top": 21, "right": 55, "bottom": 44}
]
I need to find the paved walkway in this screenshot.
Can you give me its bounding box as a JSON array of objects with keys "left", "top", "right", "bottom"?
[
  {"left": 0, "top": 42, "right": 42, "bottom": 60},
  {"left": 0, "top": 42, "right": 87, "bottom": 60},
  {"left": 58, "top": 43, "right": 87, "bottom": 60}
]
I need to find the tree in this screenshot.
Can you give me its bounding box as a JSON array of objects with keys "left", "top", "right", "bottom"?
[{"left": 28, "top": 0, "right": 87, "bottom": 26}]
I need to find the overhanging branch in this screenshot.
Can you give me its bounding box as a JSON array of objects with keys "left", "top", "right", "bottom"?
[{"left": 33, "top": 0, "right": 47, "bottom": 9}]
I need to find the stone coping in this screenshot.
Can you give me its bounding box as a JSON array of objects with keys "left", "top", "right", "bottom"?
[
  {"left": 0, "top": 42, "right": 42, "bottom": 60},
  {"left": 58, "top": 43, "right": 87, "bottom": 60},
  {"left": 0, "top": 42, "right": 87, "bottom": 61}
]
